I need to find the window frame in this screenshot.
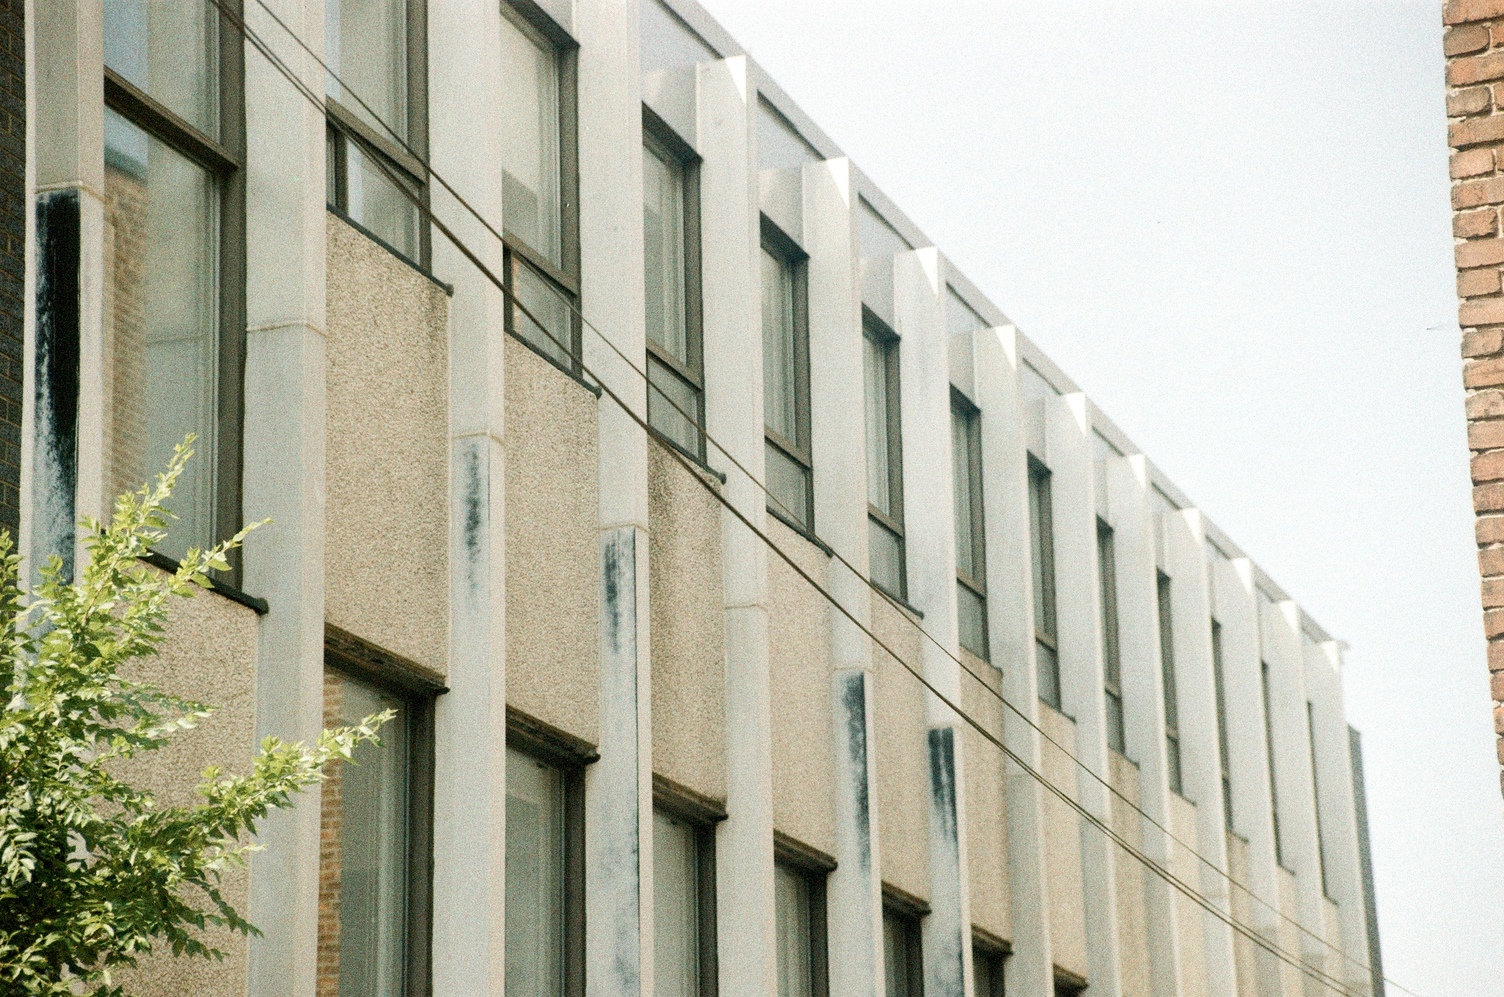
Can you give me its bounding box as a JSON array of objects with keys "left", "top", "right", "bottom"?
[
  {"left": 1053, "top": 967, "right": 1088, "bottom": 997},
  {"left": 1211, "top": 618, "right": 1233, "bottom": 830},
  {"left": 1157, "top": 570, "right": 1184, "bottom": 797},
  {"left": 881, "top": 885, "right": 927, "bottom": 997},
  {"left": 951, "top": 390, "right": 988, "bottom": 660},
  {"left": 1097, "top": 518, "right": 1125, "bottom": 755},
  {"left": 322, "top": 625, "right": 442, "bottom": 997},
  {"left": 642, "top": 106, "right": 706, "bottom": 462},
  {"left": 1027, "top": 455, "right": 1061, "bottom": 709},
  {"left": 1307, "top": 700, "right": 1332, "bottom": 900},
  {"left": 863, "top": 310, "right": 906, "bottom": 600},
  {"left": 972, "top": 929, "right": 1010, "bottom": 997},
  {"left": 323, "top": 0, "right": 431, "bottom": 268},
  {"left": 102, "top": 2, "right": 247, "bottom": 584},
  {"left": 772, "top": 833, "right": 832, "bottom": 997},
  {"left": 652, "top": 776, "right": 723, "bottom": 997},
  {"left": 1260, "top": 659, "right": 1288, "bottom": 869},
  {"left": 760, "top": 216, "right": 814, "bottom": 535}
]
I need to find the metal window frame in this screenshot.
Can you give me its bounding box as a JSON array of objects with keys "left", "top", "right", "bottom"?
[
  {"left": 1307, "top": 700, "right": 1333, "bottom": 900},
  {"left": 1260, "top": 659, "right": 1288, "bottom": 869},
  {"left": 102, "top": 1, "right": 247, "bottom": 585},
  {"left": 760, "top": 216, "right": 814, "bottom": 533},
  {"left": 951, "top": 391, "right": 988, "bottom": 659},
  {"left": 652, "top": 775, "right": 723, "bottom": 997},
  {"left": 1211, "top": 618, "right": 1234, "bottom": 830},
  {"left": 1028, "top": 456, "right": 1061, "bottom": 707},
  {"left": 642, "top": 106, "right": 706, "bottom": 461},
  {"left": 863, "top": 310, "right": 906, "bottom": 599},
  {"left": 881, "top": 884, "right": 927, "bottom": 997},
  {"left": 1157, "top": 570, "right": 1184, "bottom": 796},
  {"left": 324, "top": 0, "right": 432, "bottom": 269},
  {"left": 1097, "top": 518, "right": 1125, "bottom": 754},
  {"left": 773, "top": 833, "right": 832, "bottom": 997},
  {"left": 972, "top": 928, "right": 1011, "bottom": 997}
]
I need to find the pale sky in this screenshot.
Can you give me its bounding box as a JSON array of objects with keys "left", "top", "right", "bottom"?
[{"left": 693, "top": 1, "right": 1504, "bottom": 993}]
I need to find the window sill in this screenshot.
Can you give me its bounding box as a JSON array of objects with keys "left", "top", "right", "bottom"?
[
  {"left": 767, "top": 505, "right": 833, "bottom": 557},
  {"left": 647, "top": 429, "right": 726, "bottom": 484},
  {"left": 326, "top": 206, "right": 454, "bottom": 297},
  {"left": 138, "top": 550, "right": 269, "bottom": 615},
  {"left": 507, "top": 328, "right": 602, "bottom": 398},
  {"left": 873, "top": 585, "right": 925, "bottom": 621}
]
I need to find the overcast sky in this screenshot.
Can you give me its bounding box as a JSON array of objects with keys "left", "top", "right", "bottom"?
[{"left": 692, "top": 0, "right": 1504, "bottom": 992}]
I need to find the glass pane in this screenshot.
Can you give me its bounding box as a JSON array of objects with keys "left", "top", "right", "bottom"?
[
  {"left": 653, "top": 810, "right": 699, "bottom": 997},
  {"left": 774, "top": 864, "right": 813, "bottom": 997},
  {"left": 500, "top": 15, "right": 563, "bottom": 264},
  {"left": 648, "top": 357, "right": 703, "bottom": 457},
  {"left": 643, "top": 144, "right": 687, "bottom": 363},
  {"left": 883, "top": 912, "right": 917, "bottom": 997},
  {"left": 1097, "top": 525, "right": 1121, "bottom": 686},
  {"left": 1028, "top": 467, "right": 1056, "bottom": 639},
  {"left": 104, "top": 0, "right": 219, "bottom": 138},
  {"left": 761, "top": 248, "right": 798, "bottom": 444},
  {"left": 326, "top": 0, "right": 408, "bottom": 142},
  {"left": 346, "top": 138, "right": 420, "bottom": 260},
  {"left": 863, "top": 333, "right": 891, "bottom": 515},
  {"left": 1166, "top": 735, "right": 1183, "bottom": 796},
  {"left": 1105, "top": 690, "right": 1125, "bottom": 754},
  {"left": 319, "top": 671, "right": 409, "bottom": 997},
  {"left": 513, "top": 257, "right": 574, "bottom": 366},
  {"left": 766, "top": 442, "right": 810, "bottom": 530},
  {"left": 957, "top": 582, "right": 988, "bottom": 660},
  {"left": 974, "top": 948, "right": 1004, "bottom": 997},
  {"left": 869, "top": 517, "right": 904, "bottom": 599},
  {"left": 1036, "top": 639, "right": 1060, "bottom": 710},
  {"left": 951, "top": 406, "right": 975, "bottom": 581},
  {"left": 506, "top": 748, "right": 564, "bottom": 997},
  {"left": 105, "top": 109, "right": 219, "bottom": 560},
  {"left": 1158, "top": 575, "right": 1179, "bottom": 731}
]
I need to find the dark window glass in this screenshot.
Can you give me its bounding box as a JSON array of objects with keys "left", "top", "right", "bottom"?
[
  {"left": 761, "top": 226, "right": 812, "bottom": 532},
  {"left": 952, "top": 397, "right": 988, "bottom": 659},
  {"left": 1261, "top": 660, "right": 1286, "bottom": 867},
  {"left": 1157, "top": 571, "right": 1183, "bottom": 795},
  {"left": 973, "top": 943, "right": 1007, "bottom": 997},
  {"left": 773, "top": 861, "right": 826, "bottom": 997},
  {"left": 643, "top": 130, "right": 704, "bottom": 458},
  {"left": 1098, "top": 520, "right": 1125, "bottom": 753},
  {"left": 864, "top": 318, "right": 905, "bottom": 598},
  {"left": 1212, "top": 619, "right": 1233, "bottom": 829},
  {"left": 1028, "top": 457, "right": 1060, "bottom": 709},
  {"left": 882, "top": 908, "right": 923, "bottom": 997}
]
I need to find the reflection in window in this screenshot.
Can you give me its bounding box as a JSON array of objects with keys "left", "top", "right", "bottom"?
[
  {"left": 506, "top": 748, "right": 565, "bottom": 997},
  {"left": 644, "top": 137, "right": 704, "bottom": 457},
  {"left": 500, "top": 12, "right": 563, "bottom": 266},
  {"left": 104, "top": 0, "right": 219, "bottom": 137},
  {"left": 774, "top": 862, "right": 815, "bottom": 997},
  {"left": 762, "top": 240, "right": 812, "bottom": 530},
  {"left": 1028, "top": 458, "right": 1060, "bottom": 709},
  {"left": 952, "top": 399, "right": 988, "bottom": 659},
  {"left": 864, "top": 322, "right": 905, "bottom": 599},
  {"left": 882, "top": 908, "right": 922, "bottom": 997},
  {"left": 1158, "top": 571, "right": 1183, "bottom": 795},
  {"left": 654, "top": 810, "right": 700, "bottom": 997},
  {"left": 1098, "top": 520, "right": 1125, "bottom": 753}
]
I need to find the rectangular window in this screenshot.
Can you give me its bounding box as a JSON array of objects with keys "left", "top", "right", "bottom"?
[
  {"left": 1097, "top": 520, "right": 1125, "bottom": 754},
  {"left": 1028, "top": 457, "right": 1061, "bottom": 709},
  {"left": 1157, "top": 571, "right": 1183, "bottom": 795},
  {"left": 762, "top": 221, "right": 813, "bottom": 533},
  {"left": 318, "top": 656, "right": 435, "bottom": 997},
  {"left": 1212, "top": 620, "right": 1233, "bottom": 829},
  {"left": 774, "top": 859, "right": 827, "bottom": 997},
  {"left": 643, "top": 120, "right": 704, "bottom": 460},
  {"left": 1261, "top": 660, "right": 1286, "bottom": 867},
  {"left": 506, "top": 745, "right": 585, "bottom": 997},
  {"left": 324, "top": 0, "right": 428, "bottom": 264},
  {"left": 882, "top": 906, "right": 923, "bottom": 997},
  {"left": 1307, "top": 701, "right": 1331, "bottom": 898},
  {"left": 973, "top": 940, "right": 1007, "bottom": 997},
  {"left": 654, "top": 805, "right": 717, "bottom": 997},
  {"left": 499, "top": 5, "right": 581, "bottom": 372},
  {"left": 952, "top": 395, "right": 988, "bottom": 660},
  {"left": 864, "top": 316, "right": 905, "bottom": 599},
  {"left": 103, "top": 0, "right": 244, "bottom": 570}
]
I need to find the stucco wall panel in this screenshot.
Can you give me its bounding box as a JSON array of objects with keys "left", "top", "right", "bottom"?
[
  {"left": 1110, "top": 751, "right": 1151, "bottom": 997},
  {"left": 871, "top": 594, "right": 931, "bottom": 903},
  {"left": 1170, "top": 793, "right": 1209, "bottom": 997},
  {"left": 325, "top": 216, "right": 450, "bottom": 676},
  {"left": 1040, "top": 705, "right": 1088, "bottom": 979},
  {"left": 962, "top": 654, "right": 1010, "bottom": 942},
  {"left": 505, "top": 338, "right": 601, "bottom": 745},
  {"left": 648, "top": 444, "right": 727, "bottom": 802}
]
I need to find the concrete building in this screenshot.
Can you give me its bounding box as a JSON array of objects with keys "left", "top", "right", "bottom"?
[{"left": 28, "top": 1, "right": 1382, "bottom": 995}]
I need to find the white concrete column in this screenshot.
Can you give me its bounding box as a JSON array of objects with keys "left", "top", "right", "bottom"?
[
  {"left": 805, "top": 155, "right": 885, "bottom": 997},
  {"left": 1051, "top": 397, "right": 1123, "bottom": 997},
  {"left": 427, "top": 0, "right": 510, "bottom": 990},
  {"left": 697, "top": 55, "right": 777, "bottom": 997},
  {"left": 1163, "top": 509, "right": 1238, "bottom": 997},
  {"left": 974, "top": 326, "right": 1054, "bottom": 996},
  {"left": 1105, "top": 454, "right": 1184, "bottom": 997},
  {"left": 578, "top": 0, "right": 654, "bottom": 992},
  {"left": 240, "top": 4, "right": 328, "bottom": 996},
  {"left": 895, "top": 247, "right": 971, "bottom": 997}
]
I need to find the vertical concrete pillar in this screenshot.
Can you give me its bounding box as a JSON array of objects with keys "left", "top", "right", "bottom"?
[
  {"left": 1051, "top": 397, "right": 1124, "bottom": 997},
  {"left": 894, "top": 247, "right": 970, "bottom": 997},
  {"left": 427, "top": 0, "right": 510, "bottom": 990},
  {"left": 698, "top": 55, "right": 777, "bottom": 997},
  {"left": 974, "top": 326, "right": 1054, "bottom": 996},
  {"left": 240, "top": 3, "right": 327, "bottom": 996},
  {"left": 1105, "top": 454, "right": 1184, "bottom": 997},
  {"left": 804, "top": 155, "right": 885, "bottom": 997}
]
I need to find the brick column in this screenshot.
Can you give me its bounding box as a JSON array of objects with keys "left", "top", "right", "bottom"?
[{"left": 1445, "top": 0, "right": 1504, "bottom": 797}]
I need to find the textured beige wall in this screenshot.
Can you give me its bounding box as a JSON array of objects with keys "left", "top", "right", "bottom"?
[
  {"left": 962, "top": 652, "right": 1010, "bottom": 942},
  {"left": 1110, "top": 751, "right": 1151, "bottom": 997},
  {"left": 505, "top": 338, "right": 601, "bottom": 745},
  {"left": 115, "top": 581, "right": 261, "bottom": 997},
  {"left": 1225, "top": 832, "right": 1258, "bottom": 997},
  {"left": 1170, "top": 794, "right": 1208, "bottom": 997},
  {"left": 871, "top": 592, "right": 930, "bottom": 902},
  {"left": 1040, "top": 704, "right": 1088, "bottom": 979},
  {"left": 648, "top": 444, "right": 727, "bottom": 802},
  {"left": 325, "top": 216, "right": 450, "bottom": 676},
  {"left": 767, "top": 518, "right": 835, "bottom": 856}
]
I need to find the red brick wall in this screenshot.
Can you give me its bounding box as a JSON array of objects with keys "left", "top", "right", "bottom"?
[{"left": 1446, "top": 0, "right": 1504, "bottom": 796}]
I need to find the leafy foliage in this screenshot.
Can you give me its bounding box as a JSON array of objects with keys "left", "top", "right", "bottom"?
[{"left": 0, "top": 443, "right": 387, "bottom": 996}]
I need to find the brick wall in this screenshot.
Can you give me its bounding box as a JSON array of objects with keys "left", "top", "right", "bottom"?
[
  {"left": 1446, "top": 0, "right": 1504, "bottom": 797},
  {"left": 0, "top": 0, "right": 23, "bottom": 538}
]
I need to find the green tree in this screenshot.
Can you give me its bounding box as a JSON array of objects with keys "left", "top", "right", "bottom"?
[{"left": 0, "top": 444, "right": 387, "bottom": 996}]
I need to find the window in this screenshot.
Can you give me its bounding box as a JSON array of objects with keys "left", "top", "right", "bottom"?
[
  {"left": 1028, "top": 457, "right": 1061, "bottom": 709},
  {"left": 1260, "top": 660, "right": 1286, "bottom": 867},
  {"left": 317, "top": 654, "right": 436, "bottom": 997},
  {"left": 1307, "top": 701, "right": 1331, "bottom": 898},
  {"left": 864, "top": 315, "right": 905, "bottom": 598},
  {"left": 1211, "top": 620, "right": 1233, "bottom": 829},
  {"left": 1157, "top": 571, "right": 1183, "bottom": 795},
  {"left": 1097, "top": 520, "right": 1125, "bottom": 754},
  {"left": 324, "top": 0, "right": 428, "bottom": 264},
  {"left": 952, "top": 395, "right": 988, "bottom": 659},
  {"left": 761, "top": 221, "right": 813, "bottom": 533},
  {"left": 654, "top": 804, "right": 717, "bottom": 997},
  {"left": 643, "top": 119, "right": 704, "bottom": 459},
  {"left": 102, "top": 0, "right": 244, "bottom": 568},
  {"left": 973, "top": 937, "right": 1008, "bottom": 997},
  {"left": 499, "top": 5, "right": 581, "bottom": 372},
  {"left": 774, "top": 858, "right": 827, "bottom": 997},
  {"left": 1053, "top": 973, "right": 1087, "bottom": 997},
  {"left": 882, "top": 903, "right": 923, "bottom": 997},
  {"left": 506, "top": 745, "right": 585, "bottom": 997}
]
